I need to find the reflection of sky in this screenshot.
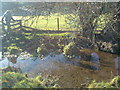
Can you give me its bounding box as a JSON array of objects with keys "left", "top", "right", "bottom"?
[
  {"left": 0, "top": 57, "right": 14, "bottom": 68},
  {"left": 0, "top": 54, "right": 66, "bottom": 72}
]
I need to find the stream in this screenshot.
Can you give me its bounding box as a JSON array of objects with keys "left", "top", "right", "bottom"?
[{"left": 0, "top": 50, "right": 119, "bottom": 88}]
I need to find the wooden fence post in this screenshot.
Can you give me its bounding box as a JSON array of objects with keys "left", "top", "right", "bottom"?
[
  {"left": 20, "top": 20, "right": 22, "bottom": 30},
  {"left": 57, "top": 18, "right": 59, "bottom": 32}
]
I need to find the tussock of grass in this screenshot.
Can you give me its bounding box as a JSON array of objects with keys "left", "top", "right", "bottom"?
[{"left": 88, "top": 76, "right": 120, "bottom": 88}]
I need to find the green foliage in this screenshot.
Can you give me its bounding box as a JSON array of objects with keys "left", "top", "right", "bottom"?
[
  {"left": 94, "top": 13, "right": 112, "bottom": 33},
  {"left": 37, "top": 75, "right": 59, "bottom": 88},
  {"left": 7, "top": 45, "right": 22, "bottom": 54},
  {"left": 13, "top": 78, "right": 44, "bottom": 88},
  {"left": 37, "top": 44, "right": 50, "bottom": 58},
  {"left": 110, "top": 76, "right": 120, "bottom": 88},
  {"left": 2, "top": 72, "right": 43, "bottom": 88},
  {"left": 63, "top": 42, "right": 79, "bottom": 58},
  {"left": 2, "top": 72, "right": 58, "bottom": 88},
  {"left": 2, "top": 72, "right": 26, "bottom": 88},
  {"left": 88, "top": 76, "right": 120, "bottom": 89}
]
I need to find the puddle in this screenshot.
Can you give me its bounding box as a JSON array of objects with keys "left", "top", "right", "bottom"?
[{"left": 0, "top": 51, "right": 119, "bottom": 88}]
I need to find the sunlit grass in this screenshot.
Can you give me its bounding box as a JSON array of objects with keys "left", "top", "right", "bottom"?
[
  {"left": 13, "top": 14, "right": 76, "bottom": 31},
  {"left": 23, "top": 32, "right": 70, "bottom": 39},
  {"left": 88, "top": 76, "right": 120, "bottom": 88},
  {"left": 36, "top": 32, "right": 70, "bottom": 36},
  {"left": 1, "top": 12, "right": 110, "bottom": 32}
]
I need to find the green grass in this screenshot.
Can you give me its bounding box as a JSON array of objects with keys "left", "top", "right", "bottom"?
[
  {"left": 0, "top": 12, "right": 111, "bottom": 37},
  {"left": 13, "top": 13, "right": 111, "bottom": 32},
  {"left": 13, "top": 14, "right": 76, "bottom": 31},
  {"left": 1, "top": 12, "right": 112, "bottom": 32},
  {"left": 23, "top": 32, "right": 70, "bottom": 39},
  {"left": 88, "top": 76, "right": 120, "bottom": 88},
  {"left": 2, "top": 72, "right": 59, "bottom": 88},
  {"left": 36, "top": 32, "right": 70, "bottom": 36}
]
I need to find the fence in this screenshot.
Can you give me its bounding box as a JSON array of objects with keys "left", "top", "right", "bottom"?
[{"left": 2, "top": 20, "right": 22, "bottom": 32}]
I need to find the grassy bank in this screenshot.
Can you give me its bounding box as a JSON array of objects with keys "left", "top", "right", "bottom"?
[{"left": 2, "top": 71, "right": 59, "bottom": 88}]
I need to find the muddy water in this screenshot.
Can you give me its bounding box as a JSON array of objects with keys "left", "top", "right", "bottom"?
[{"left": 0, "top": 49, "right": 118, "bottom": 88}]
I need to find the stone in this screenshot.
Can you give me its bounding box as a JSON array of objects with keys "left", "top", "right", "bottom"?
[
  {"left": 114, "top": 57, "right": 120, "bottom": 69},
  {"left": 114, "top": 57, "right": 120, "bottom": 75},
  {"left": 91, "top": 52, "right": 100, "bottom": 70}
]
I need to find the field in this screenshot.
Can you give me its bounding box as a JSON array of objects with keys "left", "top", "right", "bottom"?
[
  {"left": 13, "top": 14, "right": 76, "bottom": 31},
  {"left": 12, "top": 13, "right": 111, "bottom": 33}
]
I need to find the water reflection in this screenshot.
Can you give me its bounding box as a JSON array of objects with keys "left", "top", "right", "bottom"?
[
  {"left": 0, "top": 57, "right": 14, "bottom": 68},
  {"left": 0, "top": 53, "right": 101, "bottom": 72},
  {"left": 0, "top": 51, "right": 118, "bottom": 87},
  {"left": 0, "top": 52, "right": 117, "bottom": 72}
]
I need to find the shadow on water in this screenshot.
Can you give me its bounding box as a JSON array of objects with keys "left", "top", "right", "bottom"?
[
  {"left": 78, "top": 62, "right": 98, "bottom": 70},
  {"left": 60, "top": 58, "right": 97, "bottom": 70}
]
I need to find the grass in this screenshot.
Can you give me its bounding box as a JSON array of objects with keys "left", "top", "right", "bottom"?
[
  {"left": 1, "top": 12, "right": 112, "bottom": 32},
  {"left": 13, "top": 14, "right": 76, "bottom": 31},
  {"left": 88, "top": 76, "right": 120, "bottom": 88},
  {"left": 35, "top": 32, "right": 70, "bottom": 37},
  {"left": 23, "top": 32, "right": 70, "bottom": 39},
  {"left": 12, "top": 13, "right": 111, "bottom": 33},
  {"left": 2, "top": 71, "right": 59, "bottom": 88}
]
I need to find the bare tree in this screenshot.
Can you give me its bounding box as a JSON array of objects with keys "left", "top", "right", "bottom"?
[{"left": 64, "top": 2, "right": 118, "bottom": 43}]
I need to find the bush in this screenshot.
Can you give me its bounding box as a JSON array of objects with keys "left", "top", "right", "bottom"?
[
  {"left": 37, "top": 44, "right": 50, "bottom": 58},
  {"left": 97, "top": 41, "right": 119, "bottom": 54},
  {"left": 63, "top": 42, "right": 80, "bottom": 58},
  {"left": 88, "top": 76, "right": 120, "bottom": 89}
]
